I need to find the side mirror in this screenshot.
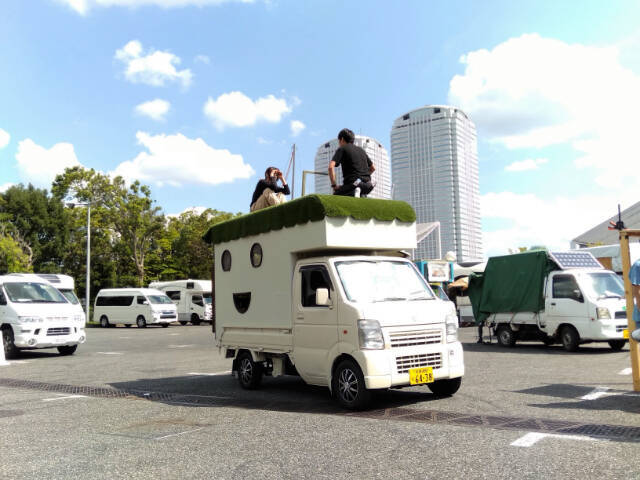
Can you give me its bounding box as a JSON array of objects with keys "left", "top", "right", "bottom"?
[
  {"left": 143, "top": 300, "right": 149, "bottom": 305},
  {"left": 572, "top": 289, "right": 584, "bottom": 303},
  {"left": 315, "top": 288, "right": 331, "bottom": 306}
]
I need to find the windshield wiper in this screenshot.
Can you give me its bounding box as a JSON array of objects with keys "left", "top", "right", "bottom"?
[
  {"left": 597, "top": 294, "right": 623, "bottom": 300},
  {"left": 374, "top": 297, "right": 407, "bottom": 302}
]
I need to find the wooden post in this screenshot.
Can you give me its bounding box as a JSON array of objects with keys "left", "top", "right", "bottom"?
[{"left": 620, "top": 230, "right": 640, "bottom": 391}]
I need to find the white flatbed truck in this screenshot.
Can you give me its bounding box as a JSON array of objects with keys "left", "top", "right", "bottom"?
[{"left": 203, "top": 195, "right": 464, "bottom": 409}]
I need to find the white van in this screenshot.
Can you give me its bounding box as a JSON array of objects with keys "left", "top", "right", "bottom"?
[
  {"left": 93, "top": 288, "right": 177, "bottom": 328},
  {"left": 36, "top": 274, "right": 85, "bottom": 320},
  {"left": 0, "top": 274, "right": 86, "bottom": 358},
  {"left": 149, "top": 279, "right": 212, "bottom": 325}
]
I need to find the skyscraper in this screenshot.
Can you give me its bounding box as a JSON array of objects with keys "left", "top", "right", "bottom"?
[
  {"left": 314, "top": 135, "right": 391, "bottom": 199},
  {"left": 391, "top": 105, "right": 483, "bottom": 262}
]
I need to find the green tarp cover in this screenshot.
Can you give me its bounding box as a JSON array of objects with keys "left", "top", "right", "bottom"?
[
  {"left": 202, "top": 194, "right": 416, "bottom": 245},
  {"left": 467, "top": 250, "right": 557, "bottom": 323}
]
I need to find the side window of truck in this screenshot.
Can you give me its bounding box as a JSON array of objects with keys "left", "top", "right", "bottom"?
[
  {"left": 192, "top": 295, "right": 204, "bottom": 307},
  {"left": 553, "top": 275, "right": 579, "bottom": 299},
  {"left": 137, "top": 296, "right": 147, "bottom": 305},
  {"left": 167, "top": 291, "right": 181, "bottom": 301},
  {"left": 0, "top": 287, "right": 6, "bottom": 305},
  {"left": 300, "top": 266, "right": 332, "bottom": 308}
]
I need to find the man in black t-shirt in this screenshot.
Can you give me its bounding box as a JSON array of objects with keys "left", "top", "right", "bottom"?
[
  {"left": 328, "top": 128, "right": 376, "bottom": 197},
  {"left": 250, "top": 166, "right": 290, "bottom": 212}
]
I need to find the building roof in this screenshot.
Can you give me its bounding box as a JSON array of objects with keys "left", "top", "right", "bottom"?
[
  {"left": 203, "top": 194, "right": 416, "bottom": 245},
  {"left": 572, "top": 200, "right": 640, "bottom": 247}
]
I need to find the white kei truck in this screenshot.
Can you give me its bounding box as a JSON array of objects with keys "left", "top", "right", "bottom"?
[
  {"left": 0, "top": 273, "right": 86, "bottom": 358},
  {"left": 148, "top": 279, "right": 212, "bottom": 325},
  {"left": 203, "top": 195, "right": 464, "bottom": 410},
  {"left": 468, "top": 250, "right": 629, "bottom": 352}
]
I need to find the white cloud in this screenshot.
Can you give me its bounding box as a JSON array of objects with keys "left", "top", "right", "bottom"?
[
  {"left": 257, "top": 137, "right": 273, "bottom": 145},
  {"left": 449, "top": 34, "right": 640, "bottom": 188},
  {"left": 504, "top": 158, "right": 548, "bottom": 172},
  {"left": 15, "top": 139, "right": 82, "bottom": 187},
  {"left": 203, "top": 91, "right": 292, "bottom": 129},
  {"left": 290, "top": 120, "right": 305, "bottom": 137},
  {"left": 112, "top": 131, "right": 254, "bottom": 186},
  {"left": 134, "top": 99, "right": 171, "bottom": 121},
  {"left": 194, "top": 54, "right": 211, "bottom": 64},
  {"left": 0, "top": 128, "right": 10, "bottom": 149},
  {"left": 59, "top": 0, "right": 254, "bottom": 15},
  {"left": 115, "top": 40, "right": 192, "bottom": 88},
  {"left": 0, "top": 183, "right": 15, "bottom": 193}
]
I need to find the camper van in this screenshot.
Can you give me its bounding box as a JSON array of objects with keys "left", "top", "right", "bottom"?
[
  {"left": 36, "top": 273, "right": 85, "bottom": 320},
  {"left": 149, "top": 279, "right": 212, "bottom": 325},
  {"left": 203, "top": 195, "right": 464, "bottom": 410},
  {"left": 0, "top": 274, "right": 86, "bottom": 358},
  {"left": 93, "top": 288, "right": 177, "bottom": 328}
]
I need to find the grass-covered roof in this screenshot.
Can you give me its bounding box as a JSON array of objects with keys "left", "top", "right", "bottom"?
[{"left": 203, "top": 194, "right": 416, "bottom": 245}]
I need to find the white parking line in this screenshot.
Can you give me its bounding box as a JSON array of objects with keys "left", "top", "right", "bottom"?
[
  {"left": 42, "top": 394, "right": 88, "bottom": 402},
  {"left": 511, "top": 432, "right": 595, "bottom": 447},
  {"left": 618, "top": 368, "right": 632, "bottom": 375},
  {"left": 581, "top": 386, "right": 610, "bottom": 400},
  {"left": 168, "top": 345, "right": 194, "bottom": 348},
  {"left": 155, "top": 427, "right": 204, "bottom": 440},
  {"left": 96, "top": 352, "right": 124, "bottom": 355},
  {"left": 168, "top": 333, "right": 180, "bottom": 336},
  {"left": 187, "top": 371, "right": 231, "bottom": 376}
]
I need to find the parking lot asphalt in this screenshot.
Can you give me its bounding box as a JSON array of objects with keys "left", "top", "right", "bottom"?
[{"left": 1, "top": 324, "right": 640, "bottom": 479}]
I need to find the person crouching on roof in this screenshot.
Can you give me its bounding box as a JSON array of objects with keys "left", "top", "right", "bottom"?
[{"left": 250, "top": 166, "right": 290, "bottom": 212}]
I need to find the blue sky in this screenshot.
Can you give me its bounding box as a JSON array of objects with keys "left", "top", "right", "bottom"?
[{"left": 2, "top": 0, "right": 640, "bottom": 256}]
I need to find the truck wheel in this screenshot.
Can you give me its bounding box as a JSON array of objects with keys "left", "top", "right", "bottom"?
[
  {"left": 496, "top": 325, "right": 516, "bottom": 348},
  {"left": 179, "top": 321, "right": 188, "bottom": 326},
  {"left": 428, "top": 377, "right": 462, "bottom": 396},
  {"left": 561, "top": 326, "right": 580, "bottom": 352},
  {"left": 191, "top": 314, "right": 201, "bottom": 326},
  {"left": 57, "top": 345, "right": 77, "bottom": 356},
  {"left": 2, "top": 327, "right": 19, "bottom": 359},
  {"left": 608, "top": 340, "right": 626, "bottom": 351},
  {"left": 332, "top": 359, "right": 371, "bottom": 410},
  {"left": 161, "top": 323, "right": 169, "bottom": 328},
  {"left": 136, "top": 316, "right": 147, "bottom": 328},
  {"left": 99, "top": 316, "right": 110, "bottom": 328},
  {"left": 237, "top": 351, "right": 263, "bottom": 390}
]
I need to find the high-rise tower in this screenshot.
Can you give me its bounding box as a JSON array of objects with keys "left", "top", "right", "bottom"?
[
  {"left": 390, "top": 105, "right": 482, "bottom": 262},
  {"left": 314, "top": 135, "right": 391, "bottom": 199}
]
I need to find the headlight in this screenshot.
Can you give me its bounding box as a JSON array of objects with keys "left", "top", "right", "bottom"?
[
  {"left": 445, "top": 313, "right": 458, "bottom": 343},
  {"left": 596, "top": 307, "right": 611, "bottom": 319},
  {"left": 18, "top": 316, "right": 43, "bottom": 323},
  {"left": 74, "top": 315, "right": 84, "bottom": 322},
  {"left": 358, "top": 319, "right": 384, "bottom": 350}
]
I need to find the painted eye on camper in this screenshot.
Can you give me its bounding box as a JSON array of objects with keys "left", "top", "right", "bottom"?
[
  {"left": 250, "top": 243, "right": 263, "bottom": 268},
  {"left": 221, "top": 250, "right": 232, "bottom": 272}
]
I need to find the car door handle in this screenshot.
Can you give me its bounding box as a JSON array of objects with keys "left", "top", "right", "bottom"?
[
  {"left": 296, "top": 313, "right": 304, "bottom": 320},
  {"left": 550, "top": 302, "right": 556, "bottom": 306}
]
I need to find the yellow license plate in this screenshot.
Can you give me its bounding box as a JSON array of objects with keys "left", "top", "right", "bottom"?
[
  {"left": 623, "top": 329, "right": 630, "bottom": 339},
  {"left": 409, "top": 367, "right": 434, "bottom": 385}
]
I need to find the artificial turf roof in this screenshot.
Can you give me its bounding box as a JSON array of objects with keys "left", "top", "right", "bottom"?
[{"left": 203, "top": 194, "right": 416, "bottom": 245}]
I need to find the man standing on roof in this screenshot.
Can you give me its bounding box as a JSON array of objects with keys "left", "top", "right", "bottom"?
[
  {"left": 250, "top": 166, "right": 290, "bottom": 212},
  {"left": 328, "top": 128, "right": 376, "bottom": 197},
  {"left": 629, "top": 257, "right": 640, "bottom": 341}
]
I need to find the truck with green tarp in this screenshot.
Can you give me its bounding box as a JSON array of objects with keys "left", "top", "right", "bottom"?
[
  {"left": 203, "top": 194, "right": 464, "bottom": 409},
  {"left": 468, "top": 250, "right": 629, "bottom": 351}
]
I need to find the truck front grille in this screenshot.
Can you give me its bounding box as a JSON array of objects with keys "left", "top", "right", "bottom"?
[
  {"left": 160, "top": 314, "right": 176, "bottom": 319},
  {"left": 615, "top": 311, "right": 627, "bottom": 319},
  {"left": 616, "top": 325, "right": 627, "bottom": 333},
  {"left": 396, "top": 353, "right": 442, "bottom": 374},
  {"left": 390, "top": 330, "right": 442, "bottom": 348},
  {"left": 47, "top": 328, "right": 70, "bottom": 336}
]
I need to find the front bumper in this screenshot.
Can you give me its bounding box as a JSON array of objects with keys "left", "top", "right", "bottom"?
[
  {"left": 353, "top": 341, "right": 465, "bottom": 390},
  {"left": 14, "top": 325, "right": 86, "bottom": 349}
]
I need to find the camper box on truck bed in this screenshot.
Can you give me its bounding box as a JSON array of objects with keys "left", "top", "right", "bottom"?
[
  {"left": 204, "top": 195, "right": 464, "bottom": 409},
  {"left": 468, "top": 250, "right": 629, "bottom": 351}
]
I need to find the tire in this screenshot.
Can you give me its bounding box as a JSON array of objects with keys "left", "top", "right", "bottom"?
[
  {"left": 99, "top": 316, "right": 110, "bottom": 328},
  {"left": 179, "top": 321, "right": 188, "bottom": 326},
  {"left": 561, "top": 325, "right": 580, "bottom": 352},
  {"left": 332, "top": 359, "right": 371, "bottom": 410},
  {"left": 124, "top": 324, "right": 131, "bottom": 328},
  {"left": 236, "top": 351, "right": 263, "bottom": 390},
  {"left": 608, "top": 340, "right": 626, "bottom": 351},
  {"left": 191, "top": 314, "right": 201, "bottom": 326},
  {"left": 136, "top": 316, "right": 147, "bottom": 328},
  {"left": 161, "top": 323, "right": 169, "bottom": 328},
  {"left": 2, "top": 327, "right": 19, "bottom": 359},
  {"left": 496, "top": 325, "right": 516, "bottom": 348},
  {"left": 428, "top": 377, "right": 462, "bottom": 396},
  {"left": 57, "top": 345, "right": 77, "bottom": 356}
]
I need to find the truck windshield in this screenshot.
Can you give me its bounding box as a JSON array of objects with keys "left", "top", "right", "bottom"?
[
  {"left": 335, "top": 260, "right": 434, "bottom": 303},
  {"left": 203, "top": 293, "right": 212, "bottom": 304},
  {"left": 148, "top": 295, "right": 173, "bottom": 304},
  {"left": 579, "top": 272, "right": 625, "bottom": 300},
  {"left": 4, "top": 282, "right": 68, "bottom": 304},
  {"left": 60, "top": 289, "right": 80, "bottom": 305}
]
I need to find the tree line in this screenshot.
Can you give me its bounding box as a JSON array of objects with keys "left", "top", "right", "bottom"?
[{"left": 0, "top": 166, "right": 238, "bottom": 304}]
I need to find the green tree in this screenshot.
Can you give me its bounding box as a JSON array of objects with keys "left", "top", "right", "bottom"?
[{"left": 0, "top": 226, "right": 32, "bottom": 273}]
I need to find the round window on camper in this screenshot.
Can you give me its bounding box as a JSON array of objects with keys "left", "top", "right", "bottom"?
[
  {"left": 221, "top": 250, "right": 232, "bottom": 272},
  {"left": 250, "top": 243, "right": 263, "bottom": 268}
]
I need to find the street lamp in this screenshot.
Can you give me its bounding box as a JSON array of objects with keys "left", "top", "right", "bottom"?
[{"left": 66, "top": 201, "right": 91, "bottom": 324}]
